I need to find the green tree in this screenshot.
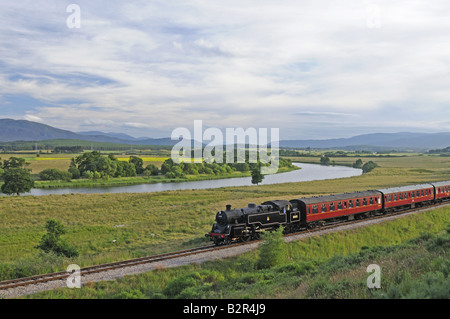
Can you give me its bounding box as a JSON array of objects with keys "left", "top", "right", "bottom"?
[
  {"left": 36, "top": 219, "right": 78, "bottom": 258},
  {"left": 362, "top": 161, "right": 378, "bottom": 173},
  {"left": 1, "top": 168, "right": 34, "bottom": 196},
  {"left": 68, "top": 158, "right": 80, "bottom": 179},
  {"left": 320, "top": 155, "right": 331, "bottom": 166},
  {"left": 353, "top": 159, "right": 363, "bottom": 168},
  {"left": 144, "top": 164, "right": 159, "bottom": 176},
  {"left": 2, "top": 157, "right": 28, "bottom": 169},
  {"left": 251, "top": 165, "right": 264, "bottom": 185},
  {"left": 129, "top": 156, "right": 144, "bottom": 174},
  {"left": 39, "top": 168, "right": 72, "bottom": 181}
]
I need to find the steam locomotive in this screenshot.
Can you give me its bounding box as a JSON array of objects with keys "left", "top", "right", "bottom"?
[{"left": 206, "top": 181, "right": 450, "bottom": 245}]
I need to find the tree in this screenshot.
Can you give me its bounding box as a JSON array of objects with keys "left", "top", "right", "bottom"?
[
  {"left": 68, "top": 158, "right": 80, "bottom": 179},
  {"left": 129, "top": 156, "right": 144, "bottom": 174},
  {"left": 39, "top": 168, "right": 72, "bottom": 181},
  {"left": 144, "top": 164, "right": 159, "bottom": 176},
  {"left": 36, "top": 219, "right": 78, "bottom": 258},
  {"left": 362, "top": 161, "right": 378, "bottom": 173},
  {"left": 2, "top": 157, "right": 28, "bottom": 169},
  {"left": 1, "top": 168, "right": 34, "bottom": 196},
  {"left": 251, "top": 165, "right": 264, "bottom": 185},
  {"left": 353, "top": 158, "right": 363, "bottom": 168},
  {"left": 320, "top": 155, "right": 331, "bottom": 166}
]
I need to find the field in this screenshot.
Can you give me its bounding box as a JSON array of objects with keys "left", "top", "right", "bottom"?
[
  {"left": 0, "top": 153, "right": 449, "bottom": 298},
  {"left": 24, "top": 206, "right": 450, "bottom": 299}
]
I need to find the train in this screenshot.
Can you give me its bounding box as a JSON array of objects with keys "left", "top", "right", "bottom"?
[{"left": 205, "top": 181, "right": 450, "bottom": 245}]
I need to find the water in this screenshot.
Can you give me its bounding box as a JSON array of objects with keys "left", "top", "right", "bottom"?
[{"left": 15, "top": 163, "right": 362, "bottom": 196}]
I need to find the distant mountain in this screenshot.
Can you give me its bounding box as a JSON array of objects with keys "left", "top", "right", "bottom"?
[
  {"left": 1, "top": 118, "right": 449, "bottom": 150},
  {"left": 0, "top": 119, "right": 179, "bottom": 146},
  {"left": 77, "top": 131, "right": 142, "bottom": 141},
  {"left": 279, "top": 132, "right": 450, "bottom": 150},
  {"left": 0, "top": 119, "right": 80, "bottom": 142}
]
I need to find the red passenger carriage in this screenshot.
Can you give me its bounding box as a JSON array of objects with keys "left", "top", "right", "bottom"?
[{"left": 378, "top": 184, "right": 435, "bottom": 212}]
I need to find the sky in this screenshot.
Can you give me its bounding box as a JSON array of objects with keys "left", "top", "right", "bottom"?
[{"left": 0, "top": 0, "right": 450, "bottom": 140}]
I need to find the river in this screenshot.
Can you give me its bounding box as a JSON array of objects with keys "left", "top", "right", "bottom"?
[{"left": 15, "top": 163, "right": 362, "bottom": 196}]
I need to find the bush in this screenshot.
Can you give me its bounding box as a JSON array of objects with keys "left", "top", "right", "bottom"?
[
  {"left": 256, "top": 227, "right": 287, "bottom": 269},
  {"left": 36, "top": 219, "right": 78, "bottom": 258},
  {"left": 362, "top": 161, "right": 378, "bottom": 173},
  {"left": 39, "top": 168, "right": 72, "bottom": 181}
]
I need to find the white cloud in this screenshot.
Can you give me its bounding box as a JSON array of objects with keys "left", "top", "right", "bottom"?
[
  {"left": 0, "top": 1, "right": 449, "bottom": 139},
  {"left": 24, "top": 114, "right": 43, "bottom": 122}
]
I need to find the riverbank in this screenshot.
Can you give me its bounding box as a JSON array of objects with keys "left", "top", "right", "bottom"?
[{"left": 33, "top": 165, "right": 299, "bottom": 189}]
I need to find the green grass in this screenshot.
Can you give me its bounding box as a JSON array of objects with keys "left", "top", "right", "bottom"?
[
  {"left": 23, "top": 206, "right": 450, "bottom": 299},
  {"left": 1, "top": 153, "right": 449, "bottom": 298}
]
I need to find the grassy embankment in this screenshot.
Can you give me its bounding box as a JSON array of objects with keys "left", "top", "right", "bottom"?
[
  {"left": 24, "top": 206, "right": 450, "bottom": 299},
  {"left": 0, "top": 153, "right": 449, "bottom": 298}
]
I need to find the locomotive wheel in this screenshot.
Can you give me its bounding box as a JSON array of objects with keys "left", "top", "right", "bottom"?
[{"left": 240, "top": 235, "right": 251, "bottom": 242}]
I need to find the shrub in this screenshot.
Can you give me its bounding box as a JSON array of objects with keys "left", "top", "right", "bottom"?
[
  {"left": 36, "top": 219, "right": 79, "bottom": 258},
  {"left": 256, "top": 227, "right": 287, "bottom": 269},
  {"left": 39, "top": 168, "right": 72, "bottom": 181}
]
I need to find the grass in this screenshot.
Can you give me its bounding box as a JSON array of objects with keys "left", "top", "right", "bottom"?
[
  {"left": 22, "top": 206, "right": 450, "bottom": 299},
  {"left": 0, "top": 153, "right": 449, "bottom": 298}
]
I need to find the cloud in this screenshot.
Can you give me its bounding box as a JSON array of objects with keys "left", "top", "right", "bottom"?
[
  {"left": 0, "top": 1, "right": 449, "bottom": 139},
  {"left": 24, "top": 114, "right": 43, "bottom": 122}
]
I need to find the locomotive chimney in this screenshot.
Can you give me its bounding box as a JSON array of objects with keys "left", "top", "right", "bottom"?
[{"left": 226, "top": 204, "right": 232, "bottom": 211}]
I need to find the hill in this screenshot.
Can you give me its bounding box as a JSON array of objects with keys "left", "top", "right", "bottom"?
[
  {"left": 1, "top": 118, "right": 449, "bottom": 150},
  {"left": 0, "top": 119, "right": 177, "bottom": 146},
  {"left": 280, "top": 132, "right": 450, "bottom": 150}
]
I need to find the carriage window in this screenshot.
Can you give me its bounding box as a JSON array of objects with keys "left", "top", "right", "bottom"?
[
  {"left": 399, "top": 193, "right": 403, "bottom": 200},
  {"left": 421, "top": 190, "right": 424, "bottom": 196},
  {"left": 321, "top": 204, "right": 327, "bottom": 213},
  {"left": 405, "top": 193, "right": 408, "bottom": 199},
  {"left": 416, "top": 191, "right": 420, "bottom": 197},
  {"left": 312, "top": 205, "right": 318, "bottom": 214},
  {"left": 394, "top": 194, "right": 397, "bottom": 201},
  {"left": 356, "top": 199, "right": 361, "bottom": 207},
  {"left": 369, "top": 197, "right": 374, "bottom": 205},
  {"left": 329, "top": 203, "right": 335, "bottom": 211},
  {"left": 338, "top": 201, "right": 343, "bottom": 210},
  {"left": 412, "top": 192, "right": 415, "bottom": 198},
  {"left": 308, "top": 207, "right": 311, "bottom": 214},
  {"left": 349, "top": 200, "right": 354, "bottom": 208},
  {"left": 363, "top": 198, "right": 367, "bottom": 206},
  {"left": 425, "top": 189, "right": 428, "bottom": 195}
]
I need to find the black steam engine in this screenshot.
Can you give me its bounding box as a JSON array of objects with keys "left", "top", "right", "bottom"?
[{"left": 206, "top": 200, "right": 298, "bottom": 245}]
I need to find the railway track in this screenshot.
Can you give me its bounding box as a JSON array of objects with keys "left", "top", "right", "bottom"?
[
  {"left": 0, "top": 244, "right": 218, "bottom": 291},
  {"left": 1, "top": 201, "right": 448, "bottom": 294}
]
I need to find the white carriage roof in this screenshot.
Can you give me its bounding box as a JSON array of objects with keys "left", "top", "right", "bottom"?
[{"left": 377, "top": 184, "right": 434, "bottom": 194}]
